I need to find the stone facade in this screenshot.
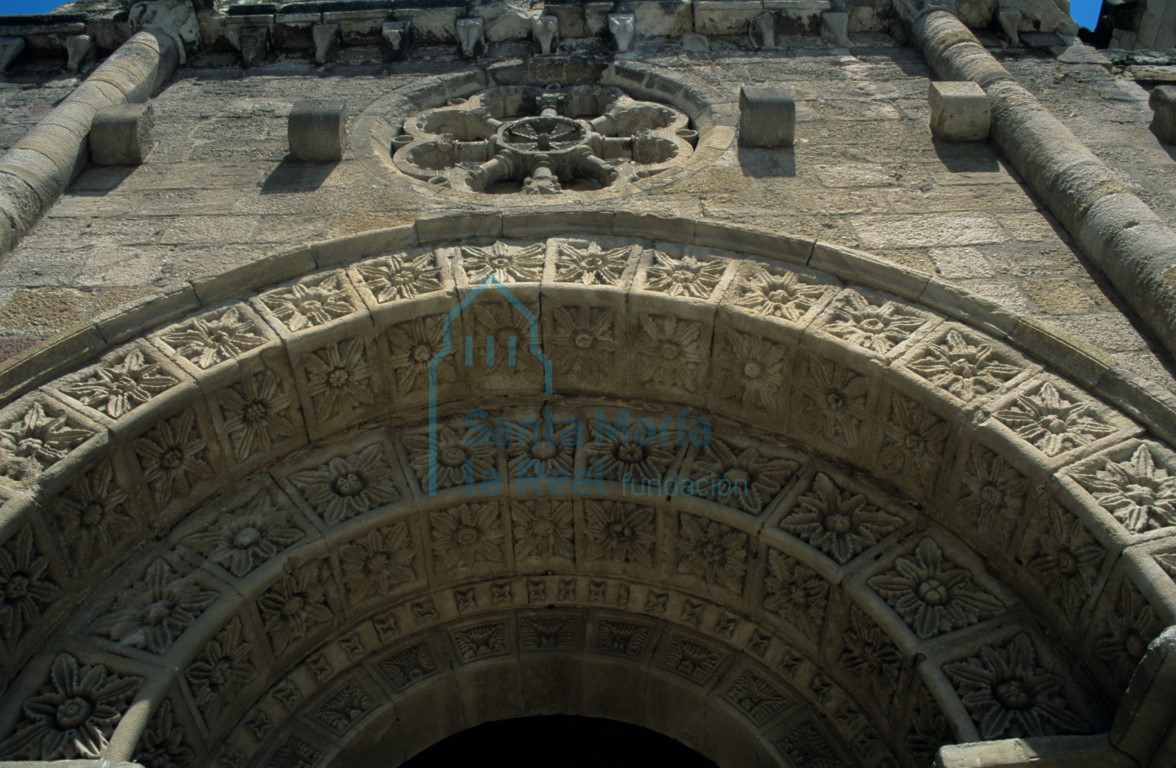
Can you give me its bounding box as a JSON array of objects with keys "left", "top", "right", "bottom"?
[{"left": 0, "top": 1, "right": 1174, "bottom": 767}]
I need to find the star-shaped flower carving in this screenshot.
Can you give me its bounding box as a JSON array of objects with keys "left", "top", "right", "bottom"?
[
  {"left": 733, "top": 265, "right": 831, "bottom": 323},
  {"left": 823, "top": 292, "right": 927, "bottom": 354},
  {"left": 354, "top": 252, "right": 443, "bottom": 302},
  {"left": 460, "top": 241, "right": 545, "bottom": 283},
  {"left": 997, "top": 381, "right": 1116, "bottom": 457},
  {"left": 159, "top": 307, "right": 266, "bottom": 370},
  {"left": 779, "top": 473, "right": 902, "bottom": 565},
  {"left": 555, "top": 241, "right": 631, "bottom": 285},
  {"left": 62, "top": 348, "right": 177, "bottom": 418},
  {"left": 643, "top": 251, "right": 726, "bottom": 299},
  {"left": 304, "top": 338, "right": 373, "bottom": 420},
  {"left": 261, "top": 275, "right": 356, "bottom": 332},
  {"left": 907, "top": 329, "right": 1021, "bottom": 401},
  {"left": 1073, "top": 444, "right": 1176, "bottom": 533},
  {"left": 430, "top": 504, "right": 505, "bottom": 571}
]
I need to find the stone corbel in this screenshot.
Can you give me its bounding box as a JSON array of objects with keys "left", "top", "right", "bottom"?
[{"left": 128, "top": 0, "right": 199, "bottom": 64}]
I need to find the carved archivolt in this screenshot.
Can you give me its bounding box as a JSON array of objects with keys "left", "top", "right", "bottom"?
[{"left": 0, "top": 216, "right": 1172, "bottom": 767}]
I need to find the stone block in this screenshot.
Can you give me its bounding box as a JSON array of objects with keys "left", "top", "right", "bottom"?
[
  {"left": 66, "top": 34, "right": 96, "bottom": 73},
  {"left": 929, "top": 81, "right": 990, "bottom": 142},
  {"left": 608, "top": 13, "right": 635, "bottom": 52},
  {"left": 738, "top": 84, "right": 795, "bottom": 148},
  {"left": 312, "top": 22, "right": 340, "bottom": 64},
  {"left": 288, "top": 100, "right": 347, "bottom": 163},
  {"left": 1150, "top": 86, "right": 1176, "bottom": 145},
  {"left": 457, "top": 17, "right": 485, "bottom": 58},
  {"left": 238, "top": 26, "right": 270, "bottom": 68},
  {"left": 0, "top": 37, "right": 25, "bottom": 73},
  {"left": 532, "top": 15, "right": 558, "bottom": 54},
  {"left": 383, "top": 20, "right": 412, "bottom": 61},
  {"left": 89, "top": 103, "right": 155, "bottom": 166},
  {"left": 820, "top": 10, "right": 851, "bottom": 46}
]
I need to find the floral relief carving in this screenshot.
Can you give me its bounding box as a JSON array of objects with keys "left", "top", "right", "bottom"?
[
  {"left": 379, "top": 643, "right": 437, "bottom": 690},
  {"left": 0, "top": 400, "right": 93, "bottom": 478},
  {"left": 453, "top": 621, "right": 507, "bottom": 661},
  {"left": 959, "top": 445, "right": 1027, "bottom": 545},
  {"left": 725, "top": 670, "right": 790, "bottom": 723},
  {"left": 779, "top": 473, "right": 903, "bottom": 565},
  {"left": 289, "top": 443, "right": 400, "bottom": 525},
  {"left": 314, "top": 681, "right": 373, "bottom": 734},
  {"left": 0, "top": 526, "right": 60, "bottom": 647},
  {"left": 60, "top": 347, "right": 177, "bottom": 419},
  {"left": 643, "top": 250, "right": 727, "bottom": 299},
  {"left": 944, "top": 633, "right": 1090, "bottom": 739},
  {"left": 869, "top": 539, "right": 1003, "bottom": 640},
  {"left": 585, "top": 417, "right": 677, "bottom": 483},
  {"left": 405, "top": 422, "right": 497, "bottom": 490},
  {"left": 583, "top": 500, "right": 656, "bottom": 565},
  {"left": 1020, "top": 502, "right": 1104, "bottom": 621},
  {"left": 268, "top": 736, "right": 321, "bottom": 768},
  {"left": 776, "top": 721, "right": 844, "bottom": 768},
  {"left": 134, "top": 699, "right": 194, "bottom": 768},
  {"left": 217, "top": 369, "right": 296, "bottom": 461},
  {"left": 549, "top": 305, "right": 618, "bottom": 379},
  {"left": 676, "top": 514, "right": 748, "bottom": 592},
  {"left": 430, "top": 503, "right": 506, "bottom": 571},
  {"left": 1094, "top": 579, "right": 1162, "bottom": 683},
  {"left": 906, "top": 684, "right": 953, "bottom": 764},
  {"left": 732, "top": 265, "right": 832, "bottom": 323},
  {"left": 258, "top": 561, "right": 334, "bottom": 654},
  {"left": 506, "top": 418, "right": 576, "bottom": 482},
  {"left": 468, "top": 301, "right": 545, "bottom": 382},
  {"left": 554, "top": 241, "right": 632, "bottom": 285},
  {"left": 906, "top": 329, "right": 1021, "bottom": 402},
  {"left": 339, "top": 523, "right": 416, "bottom": 603},
  {"left": 635, "top": 314, "right": 704, "bottom": 391},
  {"left": 303, "top": 338, "right": 374, "bottom": 420},
  {"left": 135, "top": 410, "right": 215, "bottom": 507},
  {"left": 712, "top": 330, "right": 788, "bottom": 412},
  {"left": 93, "top": 559, "right": 216, "bottom": 654},
  {"left": 459, "top": 241, "right": 546, "bottom": 283},
  {"left": 763, "top": 550, "right": 828, "bottom": 642},
  {"left": 690, "top": 439, "right": 798, "bottom": 514},
  {"left": 596, "top": 620, "right": 650, "bottom": 657},
  {"left": 184, "top": 490, "right": 302, "bottom": 577},
  {"left": 796, "top": 356, "right": 869, "bottom": 449},
  {"left": 260, "top": 274, "right": 357, "bottom": 332},
  {"left": 51, "top": 461, "right": 131, "bottom": 564},
  {"left": 520, "top": 615, "right": 577, "bottom": 650},
  {"left": 187, "top": 618, "right": 257, "bottom": 721},
  {"left": 839, "top": 608, "right": 902, "bottom": 701},
  {"left": 386, "top": 316, "right": 453, "bottom": 398},
  {"left": 159, "top": 306, "right": 266, "bottom": 369},
  {"left": 1072, "top": 443, "right": 1176, "bottom": 533},
  {"left": 0, "top": 654, "right": 140, "bottom": 760},
  {"left": 512, "top": 500, "right": 575, "bottom": 561},
  {"left": 353, "top": 252, "right": 444, "bottom": 302},
  {"left": 879, "top": 396, "right": 950, "bottom": 493},
  {"left": 664, "top": 636, "right": 724, "bottom": 683},
  {"left": 822, "top": 291, "right": 928, "bottom": 355},
  {"left": 996, "top": 381, "right": 1117, "bottom": 457}
]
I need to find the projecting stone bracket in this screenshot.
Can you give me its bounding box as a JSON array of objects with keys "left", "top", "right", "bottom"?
[
  {"left": 928, "top": 81, "right": 990, "bottom": 142},
  {"left": 0, "top": 37, "right": 24, "bottom": 73},
  {"left": 738, "top": 84, "right": 795, "bottom": 148},
  {"left": 1111, "top": 627, "right": 1176, "bottom": 767},
  {"left": 128, "top": 0, "right": 200, "bottom": 64},
  {"left": 1150, "top": 86, "right": 1176, "bottom": 146},
  {"left": 383, "top": 20, "right": 412, "bottom": 61},
  {"left": 288, "top": 100, "right": 347, "bottom": 162}
]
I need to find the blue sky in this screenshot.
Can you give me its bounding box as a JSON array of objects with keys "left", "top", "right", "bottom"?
[{"left": 0, "top": 0, "right": 1106, "bottom": 33}]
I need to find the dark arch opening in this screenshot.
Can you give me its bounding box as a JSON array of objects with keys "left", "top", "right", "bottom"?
[{"left": 401, "top": 715, "right": 719, "bottom": 767}]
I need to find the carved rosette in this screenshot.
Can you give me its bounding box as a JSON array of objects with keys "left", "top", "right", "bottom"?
[{"left": 392, "top": 85, "right": 693, "bottom": 194}]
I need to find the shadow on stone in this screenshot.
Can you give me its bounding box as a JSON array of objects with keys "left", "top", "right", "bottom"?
[
  {"left": 737, "top": 146, "right": 796, "bottom": 178},
  {"left": 69, "top": 166, "right": 136, "bottom": 195},
  {"left": 261, "top": 158, "right": 337, "bottom": 194},
  {"left": 932, "top": 141, "right": 1001, "bottom": 173}
]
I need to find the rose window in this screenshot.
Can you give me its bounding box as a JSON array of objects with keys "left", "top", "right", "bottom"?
[{"left": 392, "top": 85, "right": 695, "bottom": 194}]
